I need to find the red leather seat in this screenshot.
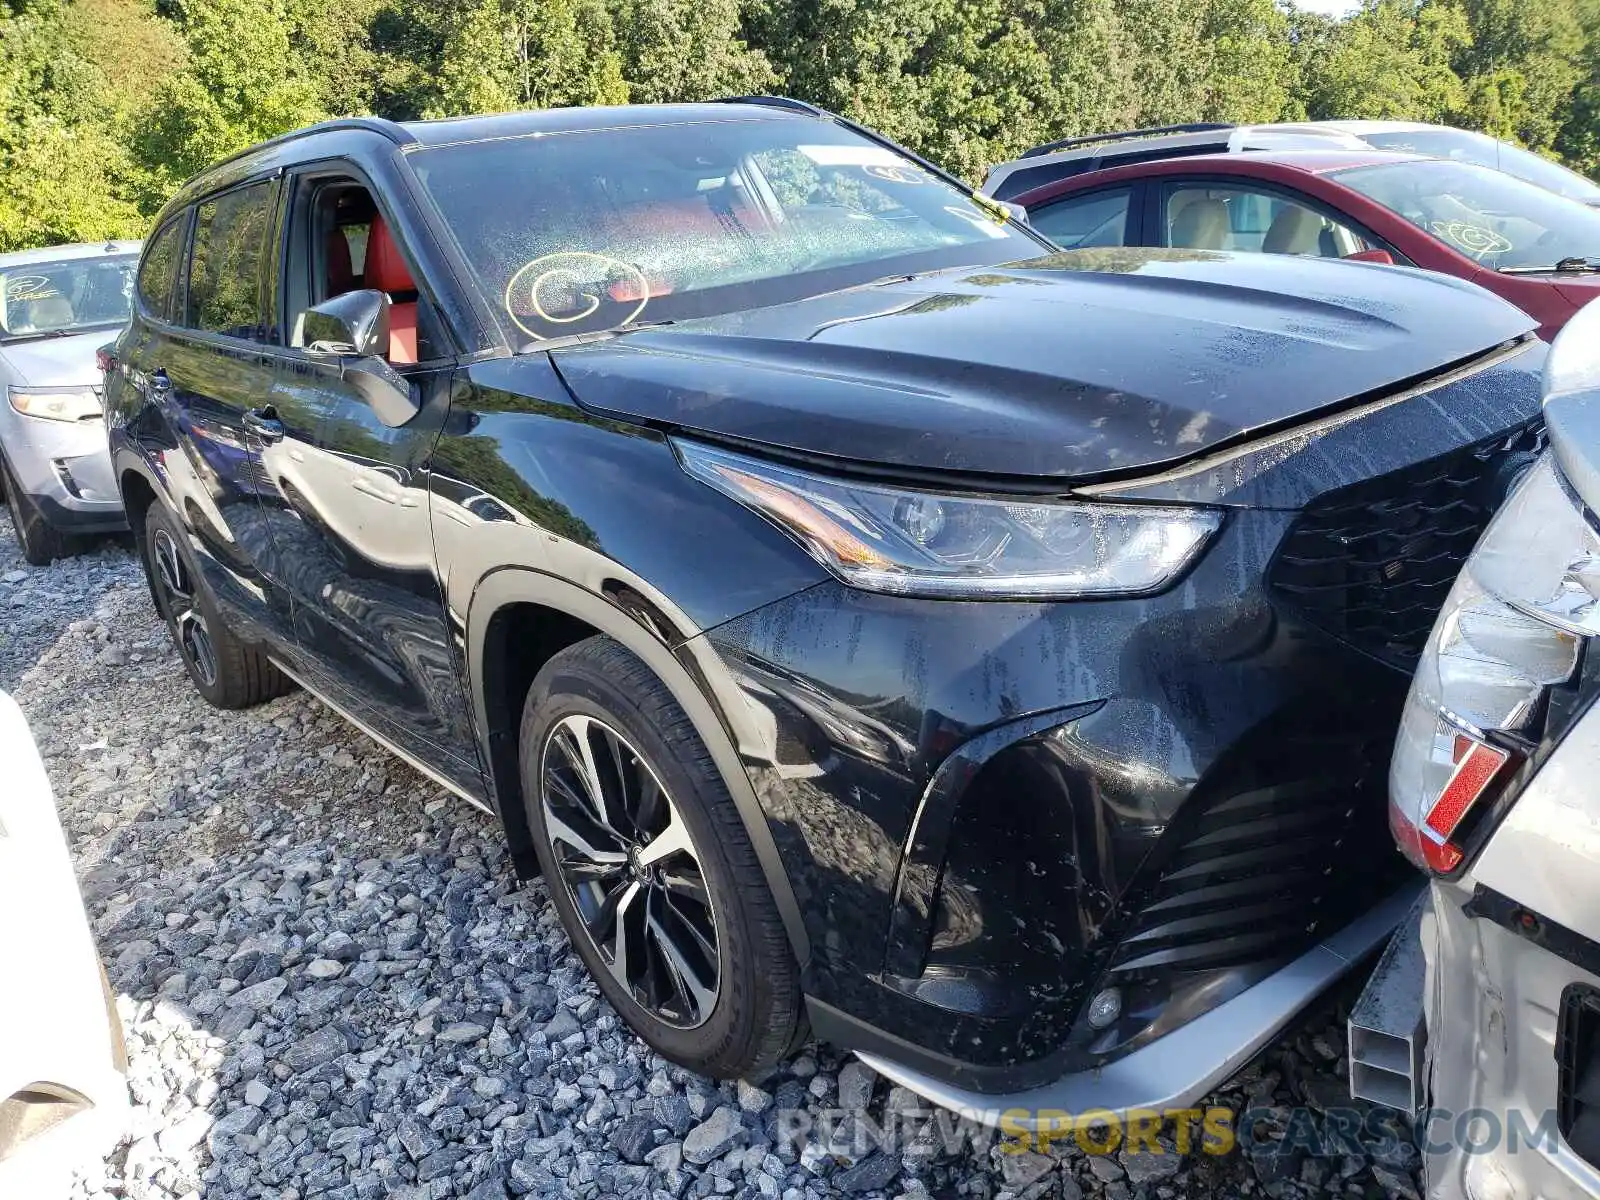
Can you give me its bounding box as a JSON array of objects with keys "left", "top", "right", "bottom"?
[
  {"left": 366, "top": 216, "right": 418, "bottom": 364},
  {"left": 326, "top": 228, "right": 358, "bottom": 296}
]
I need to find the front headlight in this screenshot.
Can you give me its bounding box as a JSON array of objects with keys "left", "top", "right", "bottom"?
[
  {"left": 1390, "top": 453, "right": 1591, "bottom": 872},
  {"left": 676, "top": 440, "right": 1220, "bottom": 599},
  {"left": 8, "top": 386, "right": 102, "bottom": 423},
  {"left": 1545, "top": 296, "right": 1600, "bottom": 402}
]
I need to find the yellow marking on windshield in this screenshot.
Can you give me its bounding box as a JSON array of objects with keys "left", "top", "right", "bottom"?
[
  {"left": 1428, "top": 220, "right": 1512, "bottom": 261},
  {"left": 5, "top": 274, "right": 62, "bottom": 304},
  {"left": 503, "top": 252, "right": 650, "bottom": 341}
]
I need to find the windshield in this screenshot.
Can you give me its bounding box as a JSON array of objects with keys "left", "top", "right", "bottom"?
[
  {"left": 0, "top": 256, "right": 137, "bottom": 342},
  {"left": 1331, "top": 159, "right": 1600, "bottom": 272},
  {"left": 411, "top": 118, "right": 1039, "bottom": 343},
  {"left": 1358, "top": 128, "right": 1600, "bottom": 204}
]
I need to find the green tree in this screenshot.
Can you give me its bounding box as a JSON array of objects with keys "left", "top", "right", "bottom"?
[
  {"left": 0, "top": 0, "right": 156, "bottom": 249},
  {"left": 613, "top": 0, "right": 776, "bottom": 102},
  {"left": 751, "top": 0, "right": 1062, "bottom": 181},
  {"left": 427, "top": 0, "right": 628, "bottom": 117},
  {"left": 1557, "top": 0, "right": 1600, "bottom": 173},
  {"left": 1200, "top": 0, "right": 1298, "bottom": 121},
  {"left": 1302, "top": 0, "right": 1472, "bottom": 121},
  {"left": 5, "top": 0, "right": 1600, "bottom": 253},
  {"left": 285, "top": 0, "right": 387, "bottom": 117},
  {"left": 1454, "top": 0, "right": 1585, "bottom": 151},
  {"left": 133, "top": 0, "right": 324, "bottom": 188}
]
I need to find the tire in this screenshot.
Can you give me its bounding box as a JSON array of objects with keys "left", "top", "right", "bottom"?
[
  {"left": 520, "top": 635, "right": 801, "bottom": 1079},
  {"left": 1, "top": 453, "right": 70, "bottom": 566},
  {"left": 142, "top": 503, "right": 292, "bottom": 709}
]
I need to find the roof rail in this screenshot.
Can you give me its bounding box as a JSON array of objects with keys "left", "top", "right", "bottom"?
[
  {"left": 204, "top": 116, "right": 417, "bottom": 173},
  {"left": 1021, "top": 122, "right": 1236, "bottom": 160},
  {"left": 714, "top": 95, "right": 827, "bottom": 117}
]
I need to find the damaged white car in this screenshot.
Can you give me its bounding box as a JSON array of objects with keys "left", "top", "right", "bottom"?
[{"left": 1352, "top": 298, "right": 1600, "bottom": 1199}]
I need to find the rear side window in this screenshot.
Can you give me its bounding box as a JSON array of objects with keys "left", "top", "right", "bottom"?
[
  {"left": 1028, "top": 188, "right": 1132, "bottom": 249},
  {"left": 187, "top": 181, "right": 276, "bottom": 339},
  {"left": 137, "top": 216, "right": 186, "bottom": 323}
]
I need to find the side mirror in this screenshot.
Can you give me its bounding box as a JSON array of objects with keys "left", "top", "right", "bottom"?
[
  {"left": 346, "top": 357, "right": 422, "bottom": 428},
  {"left": 293, "top": 289, "right": 391, "bottom": 357},
  {"left": 1344, "top": 248, "right": 1396, "bottom": 265},
  {"left": 293, "top": 291, "right": 420, "bottom": 428}
]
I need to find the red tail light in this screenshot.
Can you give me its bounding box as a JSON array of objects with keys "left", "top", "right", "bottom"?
[{"left": 1392, "top": 733, "right": 1514, "bottom": 874}]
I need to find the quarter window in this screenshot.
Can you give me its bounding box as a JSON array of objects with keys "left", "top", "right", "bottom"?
[
  {"left": 1027, "top": 189, "right": 1132, "bottom": 249},
  {"left": 1164, "top": 185, "right": 1373, "bottom": 258},
  {"left": 137, "top": 216, "right": 186, "bottom": 323},
  {"left": 187, "top": 181, "right": 276, "bottom": 339}
]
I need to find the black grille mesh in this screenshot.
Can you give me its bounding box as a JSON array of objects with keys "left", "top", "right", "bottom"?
[
  {"left": 1270, "top": 419, "right": 1546, "bottom": 670},
  {"left": 1103, "top": 738, "right": 1397, "bottom": 984}
]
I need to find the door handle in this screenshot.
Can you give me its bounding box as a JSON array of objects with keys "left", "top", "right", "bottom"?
[{"left": 243, "top": 407, "right": 285, "bottom": 443}]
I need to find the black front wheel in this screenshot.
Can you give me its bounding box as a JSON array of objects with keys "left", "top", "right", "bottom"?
[
  {"left": 142, "top": 503, "right": 291, "bottom": 708},
  {"left": 1, "top": 454, "right": 69, "bottom": 566},
  {"left": 520, "top": 636, "right": 801, "bottom": 1078}
]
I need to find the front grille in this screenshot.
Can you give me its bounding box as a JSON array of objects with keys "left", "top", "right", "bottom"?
[
  {"left": 1104, "top": 735, "right": 1400, "bottom": 985},
  {"left": 1270, "top": 419, "right": 1546, "bottom": 670}
]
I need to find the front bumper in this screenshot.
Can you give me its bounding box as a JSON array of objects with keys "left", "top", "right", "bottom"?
[
  {"left": 702, "top": 343, "right": 1545, "bottom": 1097},
  {"left": 1, "top": 410, "right": 125, "bottom": 530},
  {"left": 860, "top": 888, "right": 1416, "bottom": 1127}
]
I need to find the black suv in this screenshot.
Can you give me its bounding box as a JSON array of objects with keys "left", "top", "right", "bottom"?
[{"left": 107, "top": 98, "right": 1546, "bottom": 1121}]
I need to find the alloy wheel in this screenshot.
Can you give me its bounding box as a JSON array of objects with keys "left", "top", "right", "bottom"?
[
  {"left": 539, "top": 713, "right": 720, "bottom": 1028},
  {"left": 151, "top": 527, "right": 219, "bottom": 688}
]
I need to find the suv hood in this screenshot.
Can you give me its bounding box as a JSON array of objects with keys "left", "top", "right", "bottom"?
[
  {"left": 0, "top": 330, "right": 110, "bottom": 388},
  {"left": 550, "top": 249, "right": 1535, "bottom": 481}
]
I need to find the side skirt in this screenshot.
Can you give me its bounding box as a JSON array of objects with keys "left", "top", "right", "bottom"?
[{"left": 269, "top": 658, "right": 496, "bottom": 818}]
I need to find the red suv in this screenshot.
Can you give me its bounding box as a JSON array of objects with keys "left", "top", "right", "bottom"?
[{"left": 1016, "top": 149, "right": 1600, "bottom": 340}]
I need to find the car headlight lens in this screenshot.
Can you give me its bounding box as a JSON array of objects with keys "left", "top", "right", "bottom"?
[
  {"left": 1545, "top": 296, "right": 1600, "bottom": 402},
  {"left": 8, "top": 386, "right": 102, "bottom": 423},
  {"left": 1391, "top": 453, "right": 1590, "bottom": 873},
  {"left": 676, "top": 440, "right": 1220, "bottom": 599}
]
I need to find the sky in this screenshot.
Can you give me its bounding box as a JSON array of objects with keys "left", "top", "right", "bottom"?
[{"left": 1293, "top": 0, "right": 1359, "bottom": 13}]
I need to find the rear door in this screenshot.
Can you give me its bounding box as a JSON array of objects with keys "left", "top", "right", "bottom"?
[
  {"left": 1024, "top": 184, "right": 1144, "bottom": 249},
  {"left": 135, "top": 178, "right": 298, "bottom": 647}
]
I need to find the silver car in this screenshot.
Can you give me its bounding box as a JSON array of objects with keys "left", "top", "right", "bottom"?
[
  {"left": 0, "top": 241, "right": 140, "bottom": 563},
  {"left": 1351, "top": 298, "right": 1600, "bottom": 1197}
]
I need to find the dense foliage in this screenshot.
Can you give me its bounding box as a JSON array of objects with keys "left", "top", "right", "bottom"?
[{"left": 3, "top": 0, "right": 1599, "bottom": 250}]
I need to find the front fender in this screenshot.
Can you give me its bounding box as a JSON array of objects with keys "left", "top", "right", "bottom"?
[{"left": 462, "top": 565, "right": 812, "bottom": 965}]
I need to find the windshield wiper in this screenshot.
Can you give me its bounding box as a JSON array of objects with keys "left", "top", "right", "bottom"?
[
  {"left": 0, "top": 327, "right": 80, "bottom": 344},
  {"left": 515, "top": 318, "right": 680, "bottom": 354},
  {"left": 1498, "top": 256, "right": 1600, "bottom": 275}
]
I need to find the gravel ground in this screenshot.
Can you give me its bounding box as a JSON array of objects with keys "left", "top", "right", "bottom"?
[{"left": 0, "top": 512, "right": 1423, "bottom": 1200}]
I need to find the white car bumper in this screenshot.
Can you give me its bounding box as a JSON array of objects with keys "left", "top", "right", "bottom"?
[{"left": 0, "top": 691, "right": 127, "bottom": 1194}]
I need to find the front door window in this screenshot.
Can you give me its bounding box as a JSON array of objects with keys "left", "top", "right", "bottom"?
[{"left": 1164, "top": 185, "right": 1375, "bottom": 257}]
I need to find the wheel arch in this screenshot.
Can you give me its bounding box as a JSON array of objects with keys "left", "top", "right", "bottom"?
[
  {"left": 115, "top": 453, "right": 166, "bottom": 609},
  {"left": 466, "top": 567, "right": 812, "bottom": 967}
]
